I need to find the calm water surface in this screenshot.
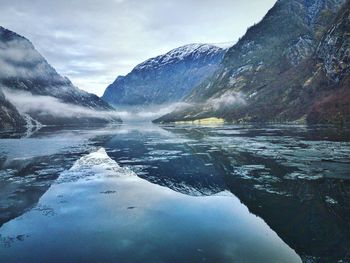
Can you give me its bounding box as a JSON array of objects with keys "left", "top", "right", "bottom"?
[{"left": 0, "top": 123, "right": 349, "bottom": 263}]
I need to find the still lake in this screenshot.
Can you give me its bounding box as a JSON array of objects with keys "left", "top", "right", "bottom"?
[{"left": 0, "top": 123, "right": 349, "bottom": 263}]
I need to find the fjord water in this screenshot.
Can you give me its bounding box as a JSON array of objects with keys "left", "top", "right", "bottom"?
[{"left": 0, "top": 124, "right": 349, "bottom": 262}]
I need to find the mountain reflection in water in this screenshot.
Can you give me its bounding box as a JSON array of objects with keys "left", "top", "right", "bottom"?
[{"left": 0, "top": 123, "right": 349, "bottom": 262}]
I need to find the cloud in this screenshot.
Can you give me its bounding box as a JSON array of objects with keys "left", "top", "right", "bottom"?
[
  {"left": 0, "top": 0, "right": 276, "bottom": 96},
  {"left": 0, "top": 37, "right": 58, "bottom": 80},
  {"left": 0, "top": 39, "right": 38, "bottom": 62},
  {"left": 208, "top": 92, "right": 246, "bottom": 111},
  {"left": 160, "top": 91, "right": 246, "bottom": 119},
  {"left": 1, "top": 87, "right": 245, "bottom": 123},
  {"left": 2, "top": 88, "right": 185, "bottom": 122},
  {"left": 2, "top": 89, "right": 120, "bottom": 120},
  {"left": 112, "top": 103, "right": 191, "bottom": 121}
]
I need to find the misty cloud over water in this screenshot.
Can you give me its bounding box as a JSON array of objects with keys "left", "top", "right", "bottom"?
[
  {"left": 2, "top": 89, "right": 191, "bottom": 122},
  {"left": 2, "top": 89, "right": 120, "bottom": 120}
]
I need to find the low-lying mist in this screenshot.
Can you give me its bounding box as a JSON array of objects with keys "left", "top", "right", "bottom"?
[
  {"left": 2, "top": 89, "right": 120, "bottom": 120},
  {"left": 122, "top": 91, "right": 247, "bottom": 122},
  {"left": 208, "top": 92, "right": 246, "bottom": 110},
  {"left": 112, "top": 103, "right": 191, "bottom": 122},
  {"left": 2, "top": 88, "right": 191, "bottom": 123},
  {"left": 166, "top": 91, "right": 247, "bottom": 117},
  {"left": 2, "top": 88, "right": 246, "bottom": 124}
]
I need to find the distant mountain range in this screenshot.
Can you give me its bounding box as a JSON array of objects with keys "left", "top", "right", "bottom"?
[
  {"left": 155, "top": 0, "right": 350, "bottom": 125},
  {"left": 102, "top": 44, "right": 226, "bottom": 106},
  {"left": 0, "top": 26, "right": 121, "bottom": 130}
]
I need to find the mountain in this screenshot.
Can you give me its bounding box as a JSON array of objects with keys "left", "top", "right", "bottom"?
[
  {"left": 155, "top": 0, "right": 349, "bottom": 125},
  {"left": 102, "top": 44, "right": 226, "bottom": 106},
  {"left": 0, "top": 26, "right": 121, "bottom": 129}
]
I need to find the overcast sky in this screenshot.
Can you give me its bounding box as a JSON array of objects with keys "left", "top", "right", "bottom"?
[{"left": 0, "top": 0, "right": 276, "bottom": 96}]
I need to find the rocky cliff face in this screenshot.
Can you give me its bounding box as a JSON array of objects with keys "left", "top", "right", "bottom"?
[
  {"left": 306, "top": 0, "right": 350, "bottom": 123},
  {"left": 102, "top": 44, "right": 225, "bottom": 106},
  {"left": 155, "top": 0, "right": 348, "bottom": 124},
  {"left": 317, "top": 2, "right": 350, "bottom": 81},
  {"left": 0, "top": 26, "right": 120, "bottom": 128}
]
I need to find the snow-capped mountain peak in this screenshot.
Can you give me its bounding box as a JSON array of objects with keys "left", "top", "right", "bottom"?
[{"left": 134, "top": 43, "right": 224, "bottom": 71}]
